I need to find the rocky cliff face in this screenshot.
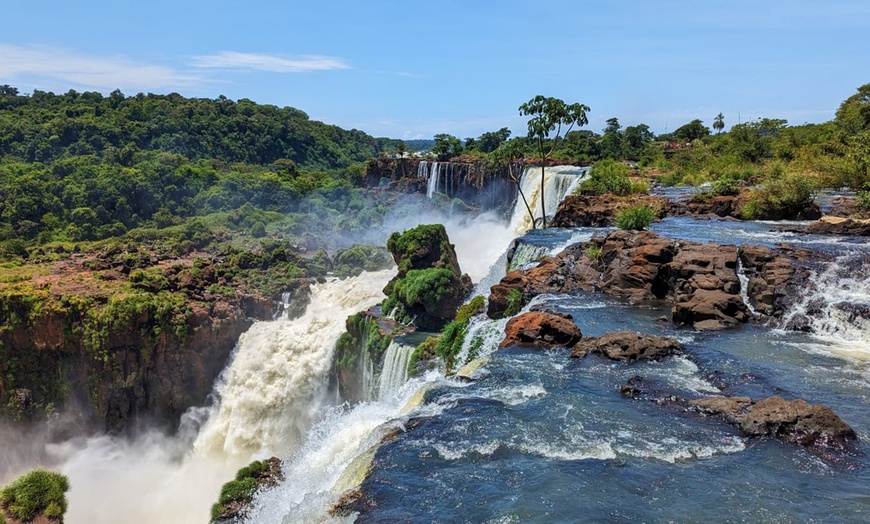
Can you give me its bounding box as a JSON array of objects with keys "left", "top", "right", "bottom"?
[{"left": 0, "top": 285, "right": 272, "bottom": 433}]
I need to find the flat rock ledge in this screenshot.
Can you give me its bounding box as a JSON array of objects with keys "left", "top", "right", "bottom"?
[
  {"left": 691, "top": 395, "right": 857, "bottom": 448},
  {"left": 499, "top": 311, "right": 582, "bottom": 350},
  {"left": 570, "top": 331, "right": 683, "bottom": 361}
]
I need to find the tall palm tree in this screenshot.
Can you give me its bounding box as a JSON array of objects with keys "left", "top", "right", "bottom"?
[{"left": 713, "top": 112, "right": 725, "bottom": 134}]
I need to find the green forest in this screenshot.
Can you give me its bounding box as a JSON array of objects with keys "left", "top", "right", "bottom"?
[
  {"left": 1, "top": 83, "right": 869, "bottom": 262},
  {"left": 0, "top": 86, "right": 409, "bottom": 258}
]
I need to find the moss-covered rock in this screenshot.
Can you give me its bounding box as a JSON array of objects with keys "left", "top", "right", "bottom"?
[
  {"left": 210, "top": 458, "right": 283, "bottom": 524},
  {"left": 332, "top": 245, "right": 393, "bottom": 278},
  {"left": 383, "top": 225, "right": 471, "bottom": 331},
  {"left": 0, "top": 469, "right": 69, "bottom": 523}
]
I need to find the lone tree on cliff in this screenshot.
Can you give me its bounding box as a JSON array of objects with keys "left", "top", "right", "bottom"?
[
  {"left": 490, "top": 137, "right": 533, "bottom": 226},
  {"left": 519, "top": 95, "right": 590, "bottom": 228}
]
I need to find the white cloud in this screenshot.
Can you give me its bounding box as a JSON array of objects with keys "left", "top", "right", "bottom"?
[
  {"left": 189, "top": 51, "right": 349, "bottom": 73},
  {"left": 0, "top": 43, "right": 198, "bottom": 90}
]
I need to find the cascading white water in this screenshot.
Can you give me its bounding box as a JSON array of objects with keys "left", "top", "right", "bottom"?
[
  {"left": 377, "top": 341, "right": 416, "bottom": 399},
  {"left": 736, "top": 259, "right": 759, "bottom": 317},
  {"left": 427, "top": 162, "right": 441, "bottom": 199},
  {"left": 194, "top": 269, "right": 396, "bottom": 458},
  {"left": 780, "top": 253, "right": 870, "bottom": 359},
  {"left": 508, "top": 243, "right": 553, "bottom": 272},
  {"left": 509, "top": 165, "right": 590, "bottom": 233},
  {"left": 417, "top": 160, "right": 428, "bottom": 180}
]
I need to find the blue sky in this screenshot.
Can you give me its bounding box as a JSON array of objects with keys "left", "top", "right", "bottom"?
[{"left": 2, "top": 1, "right": 868, "bottom": 140}]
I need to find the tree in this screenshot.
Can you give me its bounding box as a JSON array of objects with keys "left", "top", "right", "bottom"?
[
  {"left": 835, "top": 83, "right": 870, "bottom": 134},
  {"left": 673, "top": 119, "right": 710, "bottom": 142},
  {"left": 599, "top": 117, "right": 623, "bottom": 160},
  {"left": 623, "top": 123, "right": 654, "bottom": 160},
  {"left": 490, "top": 138, "right": 532, "bottom": 225},
  {"left": 713, "top": 113, "right": 725, "bottom": 134},
  {"left": 477, "top": 127, "right": 512, "bottom": 153},
  {"left": 519, "top": 95, "right": 590, "bottom": 228},
  {"left": 431, "top": 133, "right": 463, "bottom": 160}
]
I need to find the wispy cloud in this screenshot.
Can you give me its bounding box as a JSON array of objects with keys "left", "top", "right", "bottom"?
[
  {"left": 189, "top": 51, "right": 349, "bottom": 73},
  {"left": 0, "top": 43, "right": 198, "bottom": 90}
]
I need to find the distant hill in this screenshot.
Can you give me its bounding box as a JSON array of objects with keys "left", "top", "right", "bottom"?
[{"left": 0, "top": 86, "right": 393, "bottom": 171}]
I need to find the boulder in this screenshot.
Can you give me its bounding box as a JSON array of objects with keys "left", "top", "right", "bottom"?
[
  {"left": 499, "top": 311, "right": 582, "bottom": 350},
  {"left": 384, "top": 224, "right": 472, "bottom": 331},
  {"left": 570, "top": 331, "right": 683, "bottom": 361},
  {"left": 550, "top": 194, "right": 666, "bottom": 228},
  {"left": 692, "top": 395, "right": 856, "bottom": 448},
  {"left": 805, "top": 216, "right": 870, "bottom": 236}
]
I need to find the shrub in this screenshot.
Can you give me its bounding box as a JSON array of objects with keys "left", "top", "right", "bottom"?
[
  {"left": 739, "top": 197, "right": 763, "bottom": 220},
  {"left": 857, "top": 183, "right": 870, "bottom": 211},
  {"left": 0, "top": 469, "right": 69, "bottom": 522},
  {"left": 709, "top": 176, "right": 740, "bottom": 196},
  {"left": 581, "top": 159, "right": 632, "bottom": 195},
  {"left": 614, "top": 205, "right": 657, "bottom": 230},
  {"left": 504, "top": 289, "right": 524, "bottom": 317},
  {"left": 584, "top": 246, "right": 602, "bottom": 260}
]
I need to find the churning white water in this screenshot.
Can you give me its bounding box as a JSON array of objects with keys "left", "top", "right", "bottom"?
[
  {"left": 509, "top": 165, "right": 590, "bottom": 233},
  {"left": 37, "top": 270, "right": 396, "bottom": 524},
  {"left": 195, "top": 269, "right": 396, "bottom": 458},
  {"left": 781, "top": 253, "right": 870, "bottom": 360}
]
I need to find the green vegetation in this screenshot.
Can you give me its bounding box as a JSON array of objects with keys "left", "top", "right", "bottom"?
[
  {"left": 386, "top": 224, "right": 456, "bottom": 275},
  {"left": 740, "top": 171, "right": 817, "bottom": 220},
  {"left": 0, "top": 469, "right": 69, "bottom": 522},
  {"left": 332, "top": 245, "right": 392, "bottom": 278},
  {"left": 584, "top": 246, "right": 603, "bottom": 260},
  {"left": 334, "top": 312, "right": 391, "bottom": 379},
  {"left": 210, "top": 459, "right": 275, "bottom": 523},
  {"left": 580, "top": 159, "right": 632, "bottom": 195},
  {"left": 614, "top": 205, "right": 657, "bottom": 230},
  {"left": 391, "top": 268, "right": 457, "bottom": 313},
  {"left": 504, "top": 289, "right": 524, "bottom": 317}
]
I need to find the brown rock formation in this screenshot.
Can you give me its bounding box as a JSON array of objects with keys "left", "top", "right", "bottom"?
[
  {"left": 550, "top": 193, "right": 667, "bottom": 228},
  {"left": 499, "top": 311, "right": 582, "bottom": 350},
  {"left": 488, "top": 230, "right": 748, "bottom": 330},
  {"left": 692, "top": 395, "right": 856, "bottom": 448},
  {"left": 570, "top": 331, "right": 683, "bottom": 361}
]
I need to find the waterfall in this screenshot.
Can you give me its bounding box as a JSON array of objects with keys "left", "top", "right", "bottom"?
[
  {"left": 427, "top": 162, "right": 441, "bottom": 199},
  {"left": 417, "top": 160, "right": 429, "bottom": 180},
  {"left": 780, "top": 253, "right": 870, "bottom": 359},
  {"left": 377, "top": 341, "right": 416, "bottom": 399},
  {"left": 736, "top": 259, "right": 759, "bottom": 317},
  {"left": 509, "top": 165, "right": 590, "bottom": 233},
  {"left": 508, "top": 243, "right": 553, "bottom": 272},
  {"left": 194, "top": 269, "right": 396, "bottom": 458}
]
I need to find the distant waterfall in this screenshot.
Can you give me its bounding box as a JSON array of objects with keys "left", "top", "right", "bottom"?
[
  {"left": 427, "top": 162, "right": 441, "bottom": 199},
  {"left": 509, "top": 165, "right": 590, "bottom": 233},
  {"left": 194, "top": 269, "right": 396, "bottom": 457},
  {"left": 780, "top": 254, "right": 870, "bottom": 358},
  {"left": 377, "top": 341, "right": 415, "bottom": 399}
]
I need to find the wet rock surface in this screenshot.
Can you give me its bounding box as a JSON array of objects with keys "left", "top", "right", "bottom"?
[
  {"left": 550, "top": 193, "right": 666, "bottom": 227},
  {"left": 570, "top": 331, "right": 683, "bottom": 361},
  {"left": 691, "top": 395, "right": 857, "bottom": 448},
  {"left": 489, "top": 230, "right": 749, "bottom": 330},
  {"left": 499, "top": 311, "right": 582, "bottom": 350}
]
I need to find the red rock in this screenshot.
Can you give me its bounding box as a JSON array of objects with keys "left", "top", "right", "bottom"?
[{"left": 499, "top": 311, "right": 582, "bottom": 350}]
